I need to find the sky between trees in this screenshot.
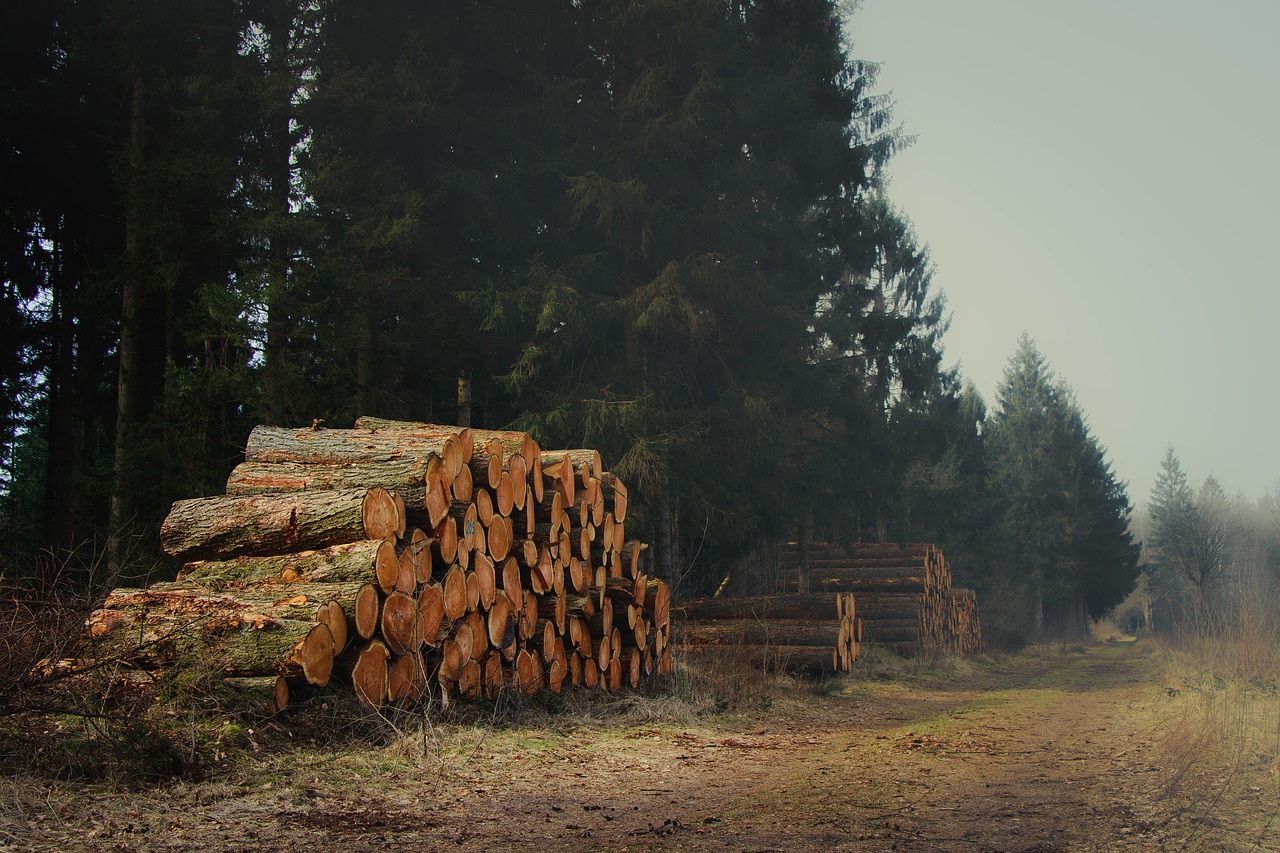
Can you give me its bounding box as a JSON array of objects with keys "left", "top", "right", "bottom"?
[{"left": 853, "top": 0, "right": 1280, "bottom": 504}]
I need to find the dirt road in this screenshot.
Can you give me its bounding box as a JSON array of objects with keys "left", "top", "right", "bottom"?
[{"left": 6, "top": 641, "right": 1277, "bottom": 851}]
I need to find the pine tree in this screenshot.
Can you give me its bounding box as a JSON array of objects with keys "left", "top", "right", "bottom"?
[
  {"left": 493, "top": 0, "right": 901, "bottom": 591},
  {"left": 0, "top": 0, "right": 260, "bottom": 576},
  {"left": 985, "top": 335, "right": 1138, "bottom": 639},
  {"left": 803, "top": 195, "right": 950, "bottom": 547},
  {"left": 1148, "top": 450, "right": 1241, "bottom": 630},
  {"left": 1146, "top": 446, "right": 1195, "bottom": 626}
]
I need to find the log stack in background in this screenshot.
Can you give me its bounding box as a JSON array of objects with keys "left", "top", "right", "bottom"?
[
  {"left": 84, "top": 419, "right": 672, "bottom": 710},
  {"left": 777, "top": 542, "right": 981, "bottom": 657},
  {"left": 674, "top": 592, "right": 860, "bottom": 674}
]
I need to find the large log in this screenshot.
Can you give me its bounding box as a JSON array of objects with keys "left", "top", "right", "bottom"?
[
  {"left": 776, "top": 577, "right": 929, "bottom": 594},
  {"left": 97, "top": 581, "right": 366, "bottom": 622},
  {"left": 352, "top": 416, "right": 466, "bottom": 436},
  {"left": 245, "top": 425, "right": 465, "bottom": 481},
  {"left": 348, "top": 640, "right": 390, "bottom": 707},
  {"left": 599, "top": 473, "right": 627, "bottom": 523},
  {"left": 679, "top": 642, "right": 840, "bottom": 675},
  {"left": 783, "top": 542, "right": 932, "bottom": 559},
  {"left": 178, "top": 539, "right": 397, "bottom": 588},
  {"left": 643, "top": 579, "right": 671, "bottom": 627},
  {"left": 160, "top": 487, "right": 401, "bottom": 563},
  {"left": 381, "top": 591, "right": 420, "bottom": 655},
  {"left": 678, "top": 619, "right": 849, "bottom": 648},
  {"left": 470, "top": 427, "right": 539, "bottom": 470},
  {"left": 387, "top": 652, "right": 429, "bottom": 704},
  {"left": 226, "top": 459, "right": 430, "bottom": 496},
  {"left": 541, "top": 449, "right": 601, "bottom": 486},
  {"left": 778, "top": 556, "right": 934, "bottom": 571},
  {"left": 676, "top": 594, "right": 843, "bottom": 622},
  {"left": 86, "top": 587, "right": 336, "bottom": 685},
  {"left": 861, "top": 626, "right": 927, "bottom": 643}
]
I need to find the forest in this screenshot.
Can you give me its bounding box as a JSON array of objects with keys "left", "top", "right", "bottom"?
[{"left": 2, "top": 0, "right": 1170, "bottom": 645}]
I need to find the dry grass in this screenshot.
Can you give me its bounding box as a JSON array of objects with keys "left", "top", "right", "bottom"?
[
  {"left": 1089, "top": 615, "right": 1128, "bottom": 643},
  {"left": 1150, "top": 624, "right": 1280, "bottom": 848}
]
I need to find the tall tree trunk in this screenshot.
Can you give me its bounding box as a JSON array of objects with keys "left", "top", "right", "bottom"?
[
  {"left": 108, "top": 70, "right": 147, "bottom": 576},
  {"left": 624, "top": 303, "right": 642, "bottom": 396},
  {"left": 658, "top": 493, "right": 673, "bottom": 585},
  {"left": 44, "top": 221, "right": 75, "bottom": 555},
  {"left": 356, "top": 309, "right": 375, "bottom": 417},
  {"left": 457, "top": 369, "right": 472, "bottom": 427},
  {"left": 263, "top": 5, "right": 294, "bottom": 427},
  {"left": 1032, "top": 572, "right": 1044, "bottom": 638},
  {"left": 796, "top": 513, "right": 812, "bottom": 594}
]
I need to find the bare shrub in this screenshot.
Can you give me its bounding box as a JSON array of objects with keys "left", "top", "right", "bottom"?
[
  {"left": 1151, "top": 567, "right": 1280, "bottom": 846},
  {"left": 0, "top": 554, "right": 225, "bottom": 782},
  {"left": 1089, "top": 616, "right": 1127, "bottom": 643}
]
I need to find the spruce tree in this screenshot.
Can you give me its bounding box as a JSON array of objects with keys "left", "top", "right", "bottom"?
[
  {"left": 494, "top": 0, "right": 900, "bottom": 590},
  {"left": 1146, "top": 446, "right": 1196, "bottom": 625},
  {"left": 986, "top": 334, "right": 1138, "bottom": 639}
]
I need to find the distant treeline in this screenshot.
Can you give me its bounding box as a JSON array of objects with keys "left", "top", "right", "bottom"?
[
  {"left": 1, "top": 1, "right": 1137, "bottom": 642},
  {"left": 1125, "top": 449, "right": 1280, "bottom": 639}
]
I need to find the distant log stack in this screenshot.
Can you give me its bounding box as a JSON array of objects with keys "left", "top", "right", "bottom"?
[
  {"left": 778, "top": 542, "right": 981, "bottom": 657},
  {"left": 674, "top": 592, "right": 860, "bottom": 674},
  {"left": 84, "top": 420, "right": 671, "bottom": 710}
]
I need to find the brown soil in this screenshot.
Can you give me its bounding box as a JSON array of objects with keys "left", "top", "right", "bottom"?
[{"left": 4, "top": 641, "right": 1277, "bottom": 851}]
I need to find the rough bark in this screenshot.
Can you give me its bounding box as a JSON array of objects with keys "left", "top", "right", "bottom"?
[
  {"left": 177, "top": 538, "right": 397, "bottom": 588},
  {"left": 87, "top": 587, "right": 336, "bottom": 685},
  {"left": 676, "top": 594, "right": 843, "bottom": 622},
  {"left": 246, "top": 425, "right": 464, "bottom": 483},
  {"left": 160, "top": 488, "right": 401, "bottom": 563}
]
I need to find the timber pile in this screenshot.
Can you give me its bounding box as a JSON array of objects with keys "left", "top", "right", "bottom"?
[
  {"left": 674, "top": 593, "right": 860, "bottom": 674},
  {"left": 777, "top": 542, "right": 981, "bottom": 657},
  {"left": 85, "top": 419, "right": 672, "bottom": 710}
]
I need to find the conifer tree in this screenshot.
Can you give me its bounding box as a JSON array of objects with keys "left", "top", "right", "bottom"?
[
  {"left": 985, "top": 335, "right": 1138, "bottom": 638},
  {"left": 494, "top": 0, "right": 901, "bottom": 590},
  {"left": 1147, "top": 448, "right": 1241, "bottom": 629}
]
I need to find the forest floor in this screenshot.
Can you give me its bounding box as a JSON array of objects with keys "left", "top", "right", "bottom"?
[{"left": 3, "top": 639, "right": 1278, "bottom": 852}]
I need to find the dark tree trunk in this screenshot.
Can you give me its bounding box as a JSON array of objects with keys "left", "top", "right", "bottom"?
[
  {"left": 108, "top": 70, "right": 147, "bottom": 575},
  {"left": 357, "top": 309, "right": 374, "bottom": 417},
  {"left": 44, "top": 224, "right": 76, "bottom": 555},
  {"left": 796, "top": 514, "right": 812, "bottom": 594},
  {"left": 457, "top": 369, "right": 472, "bottom": 427},
  {"left": 263, "top": 5, "right": 293, "bottom": 427}
]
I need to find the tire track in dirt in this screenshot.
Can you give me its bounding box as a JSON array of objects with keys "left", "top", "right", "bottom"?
[
  {"left": 6, "top": 643, "right": 1210, "bottom": 852},
  {"left": 790, "top": 643, "right": 1172, "bottom": 852},
  {"left": 571, "top": 642, "right": 1175, "bottom": 851}
]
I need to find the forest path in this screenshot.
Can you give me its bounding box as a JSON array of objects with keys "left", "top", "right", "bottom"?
[{"left": 10, "top": 641, "right": 1276, "bottom": 852}]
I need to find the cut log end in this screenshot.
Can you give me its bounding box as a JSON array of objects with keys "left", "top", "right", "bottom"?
[
  {"left": 362, "top": 487, "right": 402, "bottom": 540},
  {"left": 292, "top": 623, "right": 336, "bottom": 687}
]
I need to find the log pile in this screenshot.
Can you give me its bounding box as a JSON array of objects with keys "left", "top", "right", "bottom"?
[
  {"left": 674, "top": 593, "right": 860, "bottom": 674},
  {"left": 777, "top": 542, "right": 981, "bottom": 657},
  {"left": 85, "top": 419, "right": 672, "bottom": 709}
]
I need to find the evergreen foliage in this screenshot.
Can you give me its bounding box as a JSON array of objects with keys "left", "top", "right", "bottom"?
[
  {"left": 0, "top": 0, "right": 1141, "bottom": 628},
  {"left": 984, "top": 335, "right": 1138, "bottom": 638},
  {"left": 1145, "top": 448, "right": 1245, "bottom": 630}
]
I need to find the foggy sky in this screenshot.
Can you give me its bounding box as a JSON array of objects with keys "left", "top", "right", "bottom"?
[{"left": 851, "top": 0, "right": 1280, "bottom": 507}]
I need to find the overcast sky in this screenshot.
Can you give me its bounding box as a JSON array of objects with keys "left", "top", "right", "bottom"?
[{"left": 849, "top": 0, "right": 1280, "bottom": 508}]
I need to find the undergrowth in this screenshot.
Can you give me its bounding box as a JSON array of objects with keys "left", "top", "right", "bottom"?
[{"left": 1150, "top": 622, "right": 1280, "bottom": 847}]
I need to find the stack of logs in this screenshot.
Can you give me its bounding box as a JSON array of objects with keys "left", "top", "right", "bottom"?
[
  {"left": 85, "top": 418, "right": 672, "bottom": 710},
  {"left": 674, "top": 592, "right": 860, "bottom": 675},
  {"left": 777, "top": 542, "right": 981, "bottom": 656}
]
